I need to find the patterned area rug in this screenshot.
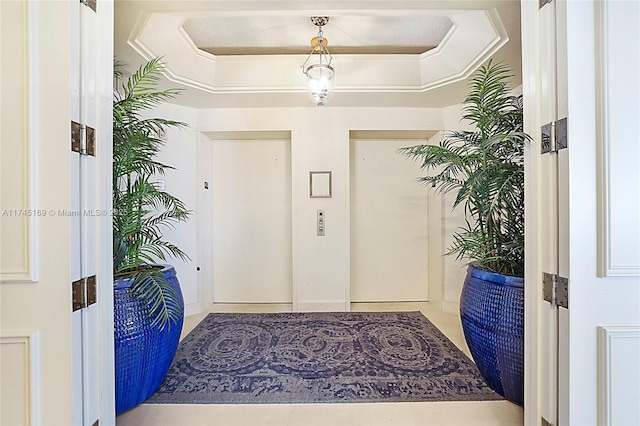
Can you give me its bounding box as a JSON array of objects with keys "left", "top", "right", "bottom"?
[{"left": 147, "top": 311, "right": 502, "bottom": 404}]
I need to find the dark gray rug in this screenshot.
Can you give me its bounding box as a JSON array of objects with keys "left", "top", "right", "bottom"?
[{"left": 146, "top": 311, "right": 502, "bottom": 404}]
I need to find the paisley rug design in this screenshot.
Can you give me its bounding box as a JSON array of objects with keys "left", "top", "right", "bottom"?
[{"left": 146, "top": 311, "right": 502, "bottom": 404}]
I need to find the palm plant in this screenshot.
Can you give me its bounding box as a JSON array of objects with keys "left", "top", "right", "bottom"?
[
  {"left": 113, "top": 57, "right": 190, "bottom": 328},
  {"left": 400, "top": 61, "right": 528, "bottom": 277}
]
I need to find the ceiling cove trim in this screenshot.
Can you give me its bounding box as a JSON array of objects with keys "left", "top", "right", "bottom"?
[{"left": 127, "top": 9, "right": 508, "bottom": 95}]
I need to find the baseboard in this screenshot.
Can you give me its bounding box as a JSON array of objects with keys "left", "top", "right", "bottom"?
[
  {"left": 295, "top": 301, "right": 348, "bottom": 312},
  {"left": 441, "top": 300, "right": 459, "bottom": 315},
  {"left": 427, "top": 300, "right": 443, "bottom": 311}
]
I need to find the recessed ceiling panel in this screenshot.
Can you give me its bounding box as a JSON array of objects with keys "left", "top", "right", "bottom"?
[
  {"left": 128, "top": 8, "right": 509, "bottom": 100},
  {"left": 183, "top": 15, "right": 454, "bottom": 55}
]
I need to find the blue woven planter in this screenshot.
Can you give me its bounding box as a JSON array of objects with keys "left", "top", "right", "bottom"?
[
  {"left": 460, "top": 264, "right": 524, "bottom": 406},
  {"left": 114, "top": 265, "right": 184, "bottom": 415}
]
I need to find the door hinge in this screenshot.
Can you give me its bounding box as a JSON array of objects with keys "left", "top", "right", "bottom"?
[
  {"left": 539, "top": 0, "right": 553, "bottom": 9},
  {"left": 80, "top": 0, "right": 97, "bottom": 12},
  {"left": 72, "top": 275, "right": 97, "bottom": 312},
  {"left": 541, "top": 117, "right": 567, "bottom": 154},
  {"left": 541, "top": 417, "right": 554, "bottom": 426},
  {"left": 543, "top": 272, "right": 569, "bottom": 309},
  {"left": 71, "top": 121, "right": 96, "bottom": 156}
]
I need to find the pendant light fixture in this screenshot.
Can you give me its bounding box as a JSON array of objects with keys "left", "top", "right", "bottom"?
[{"left": 301, "top": 17, "right": 334, "bottom": 106}]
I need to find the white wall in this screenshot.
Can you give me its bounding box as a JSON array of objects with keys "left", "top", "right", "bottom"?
[
  {"left": 197, "top": 107, "right": 450, "bottom": 312},
  {"left": 436, "top": 91, "right": 524, "bottom": 315},
  {"left": 196, "top": 135, "right": 214, "bottom": 309},
  {"left": 150, "top": 104, "right": 474, "bottom": 314},
  {"left": 440, "top": 104, "right": 476, "bottom": 314},
  {"left": 198, "top": 107, "right": 452, "bottom": 310},
  {"left": 146, "top": 103, "right": 200, "bottom": 314}
]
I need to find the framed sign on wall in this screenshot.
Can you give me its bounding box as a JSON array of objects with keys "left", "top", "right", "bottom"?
[{"left": 310, "top": 171, "right": 332, "bottom": 198}]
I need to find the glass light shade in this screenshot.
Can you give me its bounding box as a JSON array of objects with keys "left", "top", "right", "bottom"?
[{"left": 305, "top": 63, "right": 335, "bottom": 106}]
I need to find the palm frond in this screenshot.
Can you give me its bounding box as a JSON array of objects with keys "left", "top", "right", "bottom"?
[
  {"left": 129, "top": 269, "right": 182, "bottom": 329},
  {"left": 113, "top": 57, "right": 191, "bottom": 328},
  {"left": 399, "top": 60, "right": 529, "bottom": 278}
]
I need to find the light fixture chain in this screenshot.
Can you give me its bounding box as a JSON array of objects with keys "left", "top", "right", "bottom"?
[{"left": 310, "top": 16, "right": 329, "bottom": 27}]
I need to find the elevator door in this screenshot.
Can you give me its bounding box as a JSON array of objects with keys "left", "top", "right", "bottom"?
[
  {"left": 350, "top": 138, "right": 429, "bottom": 302},
  {"left": 211, "top": 139, "right": 292, "bottom": 303}
]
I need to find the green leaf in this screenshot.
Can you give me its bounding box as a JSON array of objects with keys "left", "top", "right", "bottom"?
[
  {"left": 399, "top": 60, "right": 529, "bottom": 278},
  {"left": 128, "top": 269, "right": 182, "bottom": 330},
  {"left": 113, "top": 57, "right": 191, "bottom": 326}
]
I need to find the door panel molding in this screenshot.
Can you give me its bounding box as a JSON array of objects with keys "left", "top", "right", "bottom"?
[
  {"left": 0, "top": 0, "right": 39, "bottom": 283},
  {"left": 598, "top": 326, "right": 640, "bottom": 425},
  {"left": 595, "top": 0, "right": 640, "bottom": 277},
  {"left": 0, "top": 330, "right": 40, "bottom": 425}
]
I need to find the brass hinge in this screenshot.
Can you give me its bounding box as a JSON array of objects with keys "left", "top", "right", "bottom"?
[
  {"left": 80, "top": 0, "right": 97, "bottom": 12},
  {"left": 71, "top": 121, "right": 96, "bottom": 156},
  {"left": 72, "top": 275, "right": 97, "bottom": 312},
  {"left": 543, "top": 272, "right": 569, "bottom": 309},
  {"left": 541, "top": 118, "right": 568, "bottom": 154}
]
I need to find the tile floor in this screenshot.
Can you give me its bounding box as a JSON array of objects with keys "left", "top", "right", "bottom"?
[{"left": 116, "top": 302, "right": 524, "bottom": 426}]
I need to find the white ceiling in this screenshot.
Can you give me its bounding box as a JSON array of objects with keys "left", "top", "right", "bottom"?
[
  {"left": 183, "top": 15, "right": 454, "bottom": 55},
  {"left": 114, "top": 1, "right": 523, "bottom": 109}
]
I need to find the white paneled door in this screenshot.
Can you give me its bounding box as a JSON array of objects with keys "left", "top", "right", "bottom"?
[
  {"left": 522, "top": 0, "right": 640, "bottom": 424},
  {"left": 523, "top": 1, "right": 570, "bottom": 425},
  {"left": 71, "top": 1, "right": 104, "bottom": 424},
  {"left": 538, "top": 1, "right": 569, "bottom": 425},
  {"left": 0, "top": 1, "right": 114, "bottom": 424}
]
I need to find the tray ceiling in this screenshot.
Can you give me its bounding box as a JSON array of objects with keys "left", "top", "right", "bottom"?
[{"left": 114, "top": 1, "right": 522, "bottom": 108}]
